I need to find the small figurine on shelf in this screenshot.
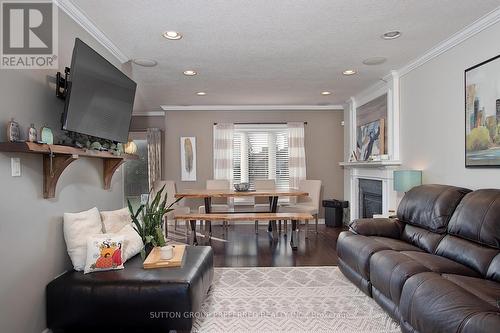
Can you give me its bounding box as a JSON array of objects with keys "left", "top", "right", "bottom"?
[
  {"left": 28, "top": 124, "right": 37, "bottom": 142},
  {"left": 40, "top": 126, "right": 54, "bottom": 144},
  {"left": 7, "top": 118, "right": 21, "bottom": 142}
]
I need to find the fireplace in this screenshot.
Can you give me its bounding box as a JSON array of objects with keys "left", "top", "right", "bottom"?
[{"left": 358, "top": 179, "right": 383, "bottom": 218}]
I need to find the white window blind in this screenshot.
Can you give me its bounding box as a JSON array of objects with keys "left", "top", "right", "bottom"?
[{"left": 233, "top": 124, "right": 289, "bottom": 190}]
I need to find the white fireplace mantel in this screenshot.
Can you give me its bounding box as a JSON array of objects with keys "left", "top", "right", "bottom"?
[
  {"left": 347, "top": 166, "right": 399, "bottom": 220},
  {"left": 342, "top": 71, "right": 401, "bottom": 221}
]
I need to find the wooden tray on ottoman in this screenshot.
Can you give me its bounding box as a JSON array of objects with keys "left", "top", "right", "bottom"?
[{"left": 143, "top": 245, "right": 186, "bottom": 269}]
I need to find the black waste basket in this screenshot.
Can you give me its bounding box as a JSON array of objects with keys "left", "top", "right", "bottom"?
[{"left": 323, "top": 199, "right": 349, "bottom": 227}]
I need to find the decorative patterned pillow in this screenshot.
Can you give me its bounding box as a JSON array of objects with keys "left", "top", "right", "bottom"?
[
  {"left": 84, "top": 235, "right": 125, "bottom": 274},
  {"left": 63, "top": 207, "right": 103, "bottom": 271},
  {"left": 100, "top": 207, "right": 131, "bottom": 233}
]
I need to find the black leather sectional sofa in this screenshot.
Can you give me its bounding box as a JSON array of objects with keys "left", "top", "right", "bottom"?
[{"left": 337, "top": 184, "right": 500, "bottom": 333}]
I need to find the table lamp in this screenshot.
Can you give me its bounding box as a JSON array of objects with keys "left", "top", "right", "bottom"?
[{"left": 394, "top": 170, "right": 422, "bottom": 192}]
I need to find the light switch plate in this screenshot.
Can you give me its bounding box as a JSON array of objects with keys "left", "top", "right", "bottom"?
[{"left": 11, "top": 157, "right": 21, "bottom": 177}]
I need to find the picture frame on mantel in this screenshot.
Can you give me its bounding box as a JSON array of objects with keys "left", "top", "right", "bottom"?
[{"left": 465, "top": 55, "right": 500, "bottom": 168}]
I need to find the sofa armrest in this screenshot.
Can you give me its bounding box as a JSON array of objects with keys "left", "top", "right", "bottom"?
[{"left": 349, "top": 218, "right": 404, "bottom": 239}]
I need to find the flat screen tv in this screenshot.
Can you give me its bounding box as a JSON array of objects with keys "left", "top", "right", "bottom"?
[{"left": 62, "top": 38, "right": 137, "bottom": 143}]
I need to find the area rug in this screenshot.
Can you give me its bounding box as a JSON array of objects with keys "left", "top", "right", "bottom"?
[{"left": 192, "top": 266, "right": 400, "bottom": 333}]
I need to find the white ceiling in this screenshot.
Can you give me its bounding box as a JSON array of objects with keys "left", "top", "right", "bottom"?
[{"left": 70, "top": 0, "right": 500, "bottom": 111}]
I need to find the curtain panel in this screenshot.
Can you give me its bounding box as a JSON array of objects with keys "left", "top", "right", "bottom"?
[
  {"left": 213, "top": 123, "right": 234, "bottom": 182},
  {"left": 288, "top": 122, "right": 307, "bottom": 189},
  {"left": 147, "top": 128, "right": 162, "bottom": 190}
]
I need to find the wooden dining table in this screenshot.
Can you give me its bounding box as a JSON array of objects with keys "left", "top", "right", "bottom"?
[{"left": 174, "top": 189, "right": 309, "bottom": 249}]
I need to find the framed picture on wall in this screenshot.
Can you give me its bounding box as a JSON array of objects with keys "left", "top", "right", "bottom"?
[
  {"left": 180, "top": 137, "right": 197, "bottom": 181},
  {"left": 465, "top": 55, "right": 500, "bottom": 167},
  {"left": 356, "top": 118, "right": 385, "bottom": 161}
]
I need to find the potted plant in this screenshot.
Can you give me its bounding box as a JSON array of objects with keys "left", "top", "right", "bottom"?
[{"left": 128, "top": 185, "right": 182, "bottom": 258}]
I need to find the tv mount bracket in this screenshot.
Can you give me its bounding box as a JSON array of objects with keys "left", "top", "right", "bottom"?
[{"left": 56, "top": 67, "right": 70, "bottom": 99}]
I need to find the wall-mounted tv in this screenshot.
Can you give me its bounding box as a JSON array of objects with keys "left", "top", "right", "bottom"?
[{"left": 62, "top": 38, "right": 137, "bottom": 143}]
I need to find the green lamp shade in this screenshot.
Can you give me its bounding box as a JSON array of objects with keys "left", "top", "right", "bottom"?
[{"left": 394, "top": 170, "right": 422, "bottom": 192}]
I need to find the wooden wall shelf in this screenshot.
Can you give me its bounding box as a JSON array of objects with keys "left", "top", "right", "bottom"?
[{"left": 0, "top": 142, "right": 138, "bottom": 199}]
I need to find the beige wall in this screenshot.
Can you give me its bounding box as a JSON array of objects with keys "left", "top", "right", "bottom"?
[
  {"left": 399, "top": 21, "right": 500, "bottom": 188},
  {"left": 0, "top": 12, "right": 126, "bottom": 333},
  {"left": 164, "top": 110, "right": 345, "bottom": 216}
]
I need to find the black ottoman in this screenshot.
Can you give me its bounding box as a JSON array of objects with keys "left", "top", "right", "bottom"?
[{"left": 46, "top": 246, "right": 213, "bottom": 333}]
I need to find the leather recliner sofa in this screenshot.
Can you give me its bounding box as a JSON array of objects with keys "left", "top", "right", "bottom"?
[{"left": 337, "top": 184, "right": 500, "bottom": 333}]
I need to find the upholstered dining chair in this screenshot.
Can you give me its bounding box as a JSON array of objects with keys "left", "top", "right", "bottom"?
[
  {"left": 152, "top": 180, "right": 190, "bottom": 236},
  {"left": 279, "top": 180, "right": 322, "bottom": 238},
  {"left": 198, "top": 179, "right": 231, "bottom": 235},
  {"left": 253, "top": 179, "right": 276, "bottom": 234}
]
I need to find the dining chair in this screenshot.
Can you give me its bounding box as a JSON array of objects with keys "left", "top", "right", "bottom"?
[
  {"left": 198, "top": 179, "right": 231, "bottom": 235},
  {"left": 152, "top": 180, "right": 190, "bottom": 236},
  {"left": 253, "top": 179, "right": 276, "bottom": 234},
  {"left": 279, "top": 180, "right": 322, "bottom": 238}
]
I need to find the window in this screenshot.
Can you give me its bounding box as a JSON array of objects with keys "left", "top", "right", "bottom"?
[{"left": 233, "top": 124, "right": 289, "bottom": 190}]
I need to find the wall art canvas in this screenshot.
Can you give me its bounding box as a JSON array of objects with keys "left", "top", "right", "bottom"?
[
  {"left": 356, "top": 118, "right": 385, "bottom": 161},
  {"left": 465, "top": 55, "right": 500, "bottom": 167},
  {"left": 180, "top": 137, "right": 196, "bottom": 181}
]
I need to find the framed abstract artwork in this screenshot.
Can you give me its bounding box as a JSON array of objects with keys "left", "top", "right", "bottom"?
[
  {"left": 180, "top": 137, "right": 197, "bottom": 181},
  {"left": 356, "top": 118, "right": 385, "bottom": 161},
  {"left": 465, "top": 55, "right": 500, "bottom": 167}
]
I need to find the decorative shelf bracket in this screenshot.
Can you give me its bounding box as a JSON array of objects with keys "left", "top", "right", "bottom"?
[
  {"left": 43, "top": 153, "right": 79, "bottom": 198},
  {"left": 103, "top": 158, "right": 126, "bottom": 190}
]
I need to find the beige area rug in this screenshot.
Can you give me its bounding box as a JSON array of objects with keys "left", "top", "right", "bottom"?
[{"left": 192, "top": 266, "right": 400, "bottom": 333}]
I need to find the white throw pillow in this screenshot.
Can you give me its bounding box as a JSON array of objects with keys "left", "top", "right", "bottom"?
[
  {"left": 101, "top": 207, "right": 131, "bottom": 233},
  {"left": 84, "top": 235, "right": 125, "bottom": 274},
  {"left": 63, "top": 207, "right": 103, "bottom": 271},
  {"left": 115, "top": 224, "right": 143, "bottom": 262}
]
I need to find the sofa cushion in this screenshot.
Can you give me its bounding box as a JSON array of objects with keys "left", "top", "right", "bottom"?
[
  {"left": 337, "top": 231, "right": 422, "bottom": 281},
  {"left": 349, "top": 218, "right": 404, "bottom": 239},
  {"left": 447, "top": 189, "right": 500, "bottom": 249},
  {"left": 400, "top": 272, "right": 500, "bottom": 333},
  {"left": 487, "top": 254, "right": 500, "bottom": 283},
  {"left": 443, "top": 274, "right": 500, "bottom": 309},
  {"left": 370, "top": 250, "right": 480, "bottom": 305},
  {"left": 397, "top": 184, "right": 471, "bottom": 233},
  {"left": 401, "top": 224, "right": 446, "bottom": 253},
  {"left": 436, "top": 235, "right": 499, "bottom": 277}
]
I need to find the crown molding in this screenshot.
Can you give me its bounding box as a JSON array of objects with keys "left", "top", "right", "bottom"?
[
  {"left": 398, "top": 6, "right": 500, "bottom": 77},
  {"left": 347, "top": 7, "right": 500, "bottom": 102},
  {"left": 54, "top": 0, "right": 129, "bottom": 63},
  {"left": 160, "top": 105, "right": 344, "bottom": 111}
]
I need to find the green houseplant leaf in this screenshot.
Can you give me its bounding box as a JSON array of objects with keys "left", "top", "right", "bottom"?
[{"left": 128, "top": 185, "right": 184, "bottom": 259}]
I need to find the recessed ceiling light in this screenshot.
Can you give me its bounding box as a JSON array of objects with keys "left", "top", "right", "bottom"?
[
  {"left": 342, "top": 69, "right": 357, "bottom": 76},
  {"left": 321, "top": 91, "right": 331, "bottom": 95},
  {"left": 196, "top": 92, "right": 207, "bottom": 96},
  {"left": 382, "top": 31, "right": 401, "bottom": 40},
  {"left": 131, "top": 58, "right": 158, "bottom": 67},
  {"left": 163, "top": 31, "right": 182, "bottom": 40},
  {"left": 362, "top": 57, "right": 387, "bottom": 66},
  {"left": 183, "top": 70, "right": 197, "bottom": 76}
]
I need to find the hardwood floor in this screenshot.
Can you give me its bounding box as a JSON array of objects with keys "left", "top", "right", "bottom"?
[{"left": 169, "top": 223, "right": 346, "bottom": 267}]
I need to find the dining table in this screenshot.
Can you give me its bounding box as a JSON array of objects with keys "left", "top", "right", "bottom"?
[{"left": 174, "top": 188, "right": 309, "bottom": 249}]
